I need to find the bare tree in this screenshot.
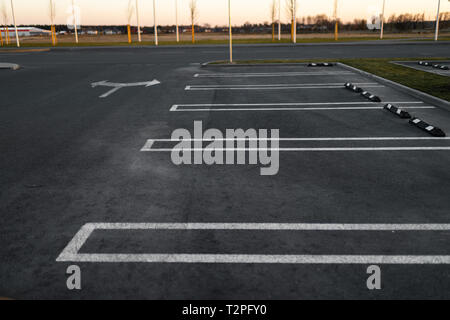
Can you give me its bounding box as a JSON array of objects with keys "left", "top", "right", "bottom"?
[
  {"left": 270, "top": 0, "right": 277, "bottom": 41},
  {"left": 285, "top": 0, "right": 297, "bottom": 42},
  {"left": 49, "top": 0, "right": 56, "bottom": 45},
  {"left": 189, "top": 0, "right": 198, "bottom": 43},
  {"left": 1, "top": 2, "right": 10, "bottom": 44},
  {"left": 126, "top": 0, "right": 134, "bottom": 43}
]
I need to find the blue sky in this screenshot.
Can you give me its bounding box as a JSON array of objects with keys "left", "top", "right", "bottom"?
[{"left": 2, "top": 0, "right": 448, "bottom": 26}]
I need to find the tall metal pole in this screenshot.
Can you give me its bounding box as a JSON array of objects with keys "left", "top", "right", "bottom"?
[
  {"left": 136, "top": 0, "right": 141, "bottom": 42},
  {"left": 10, "top": 0, "right": 19, "bottom": 47},
  {"left": 334, "top": 0, "right": 338, "bottom": 41},
  {"left": 434, "top": 0, "right": 441, "bottom": 41},
  {"left": 278, "top": 0, "right": 281, "bottom": 41},
  {"left": 153, "top": 0, "right": 158, "bottom": 45},
  {"left": 72, "top": 0, "right": 78, "bottom": 43},
  {"left": 229, "top": 0, "right": 232, "bottom": 63},
  {"left": 293, "top": 0, "right": 296, "bottom": 43},
  {"left": 380, "top": 0, "right": 386, "bottom": 39},
  {"left": 175, "top": 0, "right": 179, "bottom": 42}
]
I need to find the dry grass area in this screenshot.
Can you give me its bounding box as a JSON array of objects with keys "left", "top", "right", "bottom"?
[{"left": 13, "top": 31, "right": 450, "bottom": 45}]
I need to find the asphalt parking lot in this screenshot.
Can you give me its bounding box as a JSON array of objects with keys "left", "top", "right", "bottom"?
[
  {"left": 393, "top": 60, "right": 450, "bottom": 77},
  {"left": 1, "top": 44, "right": 450, "bottom": 299}
]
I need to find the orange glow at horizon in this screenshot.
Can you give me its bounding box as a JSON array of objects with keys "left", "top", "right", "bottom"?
[{"left": 3, "top": 0, "right": 449, "bottom": 26}]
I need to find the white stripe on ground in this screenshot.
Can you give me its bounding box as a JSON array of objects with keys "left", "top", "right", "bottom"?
[
  {"left": 193, "top": 72, "right": 354, "bottom": 78},
  {"left": 185, "top": 85, "right": 385, "bottom": 91},
  {"left": 76, "top": 222, "right": 450, "bottom": 231},
  {"left": 99, "top": 87, "right": 121, "bottom": 98},
  {"left": 187, "top": 82, "right": 378, "bottom": 88},
  {"left": 56, "top": 223, "right": 450, "bottom": 264},
  {"left": 142, "top": 147, "right": 450, "bottom": 152},
  {"left": 171, "top": 106, "right": 434, "bottom": 112},
  {"left": 143, "top": 137, "right": 450, "bottom": 142},
  {"left": 58, "top": 254, "right": 450, "bottom": 264},
  {"left": 171, "top": 101, "right": 424, "bottom": 108}
]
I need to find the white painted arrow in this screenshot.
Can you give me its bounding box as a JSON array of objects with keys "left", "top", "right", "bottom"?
[{"left": 91, "top": 80, "right": 161, "bottom": 98}]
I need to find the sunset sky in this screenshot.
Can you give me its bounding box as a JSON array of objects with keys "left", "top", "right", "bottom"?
[{"left": 1, "top": 0, "right": 448, "bottom": 26}]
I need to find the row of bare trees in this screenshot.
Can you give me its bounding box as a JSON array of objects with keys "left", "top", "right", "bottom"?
[
  {"left": 1, "top": 1, "right": 11, "bottom": 46},
  {"left": 386, "top": 12, "right": 450, "bottom": 31}
]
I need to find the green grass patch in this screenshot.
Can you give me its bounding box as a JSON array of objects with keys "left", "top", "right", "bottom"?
[{"left": 209, "top": 57, "right": 450, "bottom": 101}]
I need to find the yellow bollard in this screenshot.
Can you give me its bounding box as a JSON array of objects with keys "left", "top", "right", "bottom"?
[
  {"left": 127, "top": 24, "right": 131, "bottom": 44},
  {"left": 51, "top": 25, "right": 55, "bottom": 46},
  {"left": 335, "top": 21, "right": 338, "bottom": 41},
  {"left": 192, "top": 24, "right": 195, "bottom": 44},
  {"left": 0, "top": 27, "right": 3, "bottom": 46},
  {"left": 272, "top": 23, "right": 275, "bottom": 42},
  {"left": 6, "top": 26, "right": 10, "bottom": 45}
]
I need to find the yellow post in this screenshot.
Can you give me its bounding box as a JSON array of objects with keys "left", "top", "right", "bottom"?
[
  {"left": 192, "top": 24, "right": 195, "bottom": 43},
  {"left": 334, "top": 0, "right": 338, "bottom": 41},
  {"left": 127, "top": 24, "right": 131, "bottom": 44},
  {"left": 6, "top": 26, "right": 10, "bottom": 45},
  {"left": 0, "top": 28, "right": 3, "bottom": 46},
  {"left": 334, "top": 21, "right": 338, "bottom": 41},
  {"left": 51, "top": 25, "right": 55, "bottom": 46}
]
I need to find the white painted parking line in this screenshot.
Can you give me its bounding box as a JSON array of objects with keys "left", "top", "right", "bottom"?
[
  {"left": 142, "top": 146, "right": 450, "bottom": 152},
  {"left": 171, "top": 101, "right": 424, "bottom": 109},
  {"left": 193, "top": 71, "right": 354, "bottom": 78},
  {"left": 187, "top": 83, "right": 378, "bottom": 88},
  {"left": 144, "top": 137, "right": 450, "bottom": 142},
  {"left": 57, "top": 254, "right": 450, "bottom": 264},
  {"left": 185, "top": 83, "right": 385, "bottom": 91},
  {"left": 57, "top": 223, "right": 450, "bottom": 264},
  {"left": 171, "top": 104, "right": 434, "bottom": 112}
]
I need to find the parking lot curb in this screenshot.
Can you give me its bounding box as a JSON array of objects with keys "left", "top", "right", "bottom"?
[
  {"left": 384, "top": 103, "right": 412, "bottom": 119},
  {"left": 338, "top": 62, "right": 450, "bottom": 112},
  {"left": 409, "top": 117, "right": 446, "bottom": 137},
  {"left": 0, "top": 63, "right": 20, "bottom": 70}
]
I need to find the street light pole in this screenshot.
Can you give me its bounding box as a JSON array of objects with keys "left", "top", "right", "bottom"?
[
  {"left": 334, "top": 0, "right": 339, "bottom": 41},
  {"left": 293, "top": 0, "right": 296, "bottom": 43},
  {"left": 229, "top": 0, "right": 232, "bottom": 63},
  {"left": 434, "top": 0, "right": 441, "bottom": 41},
  {"left": 10, "top": 0, "right": 20, "bottom": 47},
  {"left": 136, "top": 0, "right": 141, "bottom": 42},
  {"left": 175, "top": 0, "right": 179, "bottom": 42},
  {"left": 72, "top": 0, "right": 78, "bottom": 43},
  {"left": 278, "top": 0, "right": 281, "bottom": 41},
  {"left": 153, "top": 0, "right": 158, "bottom": 45},
  {"left": 380, "top": 0, "right": 386, "bottom": 39}
]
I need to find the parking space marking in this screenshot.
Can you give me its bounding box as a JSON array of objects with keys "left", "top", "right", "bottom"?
[
  {"left": 193, "top": 71, "right": 354, "bottom": 78},
  {"left": 57, "top": 223, "right": 450, "bottom": 264},
  {"left": 170, "top": 103, "right": 434, "bottom": 112},
  {"left": 185, "top": 83, "right": 384, "bottom": 91},
  {"left": 142, "top": 146, "right": 450, "bottom": 152},
  {"left": 143, "top": 137, "right": 450, "bottom": 142}
]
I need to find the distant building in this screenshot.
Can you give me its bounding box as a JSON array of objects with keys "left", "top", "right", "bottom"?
[{"left": 0, "top": 27, "right": 51, "bottom": 37}]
